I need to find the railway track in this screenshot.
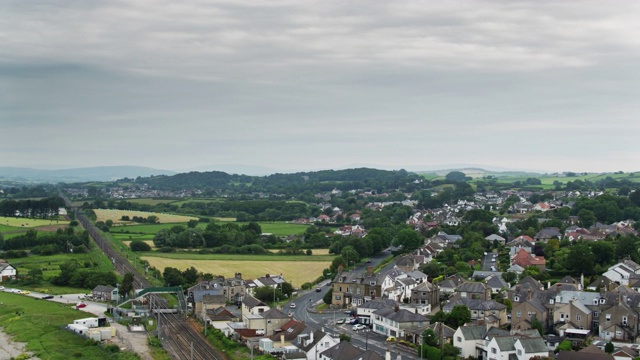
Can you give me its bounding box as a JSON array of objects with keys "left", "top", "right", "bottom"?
[{"left": 68, "top": 201, "right": 224, "bottom": 360}]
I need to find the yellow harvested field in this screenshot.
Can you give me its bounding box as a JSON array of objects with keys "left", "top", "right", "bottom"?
[
  {"left": 93, "top": 209, "right": 198, "bottom": 224},
  {"left": 142, "top": 257, "right": 330, "bottom": 288},
  {"left": 310, "top": 249, "right": 331, "bottom": 255}
]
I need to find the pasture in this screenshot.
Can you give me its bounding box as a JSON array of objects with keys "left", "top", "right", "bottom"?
[
  {"left": 0, "top": 292, "right": 139, "bottom": 360},
  {"left": 0, "top": 216, "right": 69, "bottom": 228},
  {"left": 141, "top": 255, "right": 331, "bottom": 288},
  {"left": 93, "top": 209, "right": 198, "bottom": 224}
]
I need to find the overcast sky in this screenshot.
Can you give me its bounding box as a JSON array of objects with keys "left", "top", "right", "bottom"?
[{"left": 2, "top": 1, "right": 639, "bottom": 174}]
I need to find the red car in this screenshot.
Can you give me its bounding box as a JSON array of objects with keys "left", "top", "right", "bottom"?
[{"left": 76, "top": 302, "right": 87, "bottom": 309}]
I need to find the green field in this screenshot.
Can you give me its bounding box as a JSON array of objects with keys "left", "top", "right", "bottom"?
[
  {"left": 238, "top": 221, "right": 317, "bottom": 236},
  {"left": 0, "top": 216, "right": 69, "bottom": 228},
  {"left": 0, "top": 292, "right": 139, "bottom": 360},
  {"left": 8, "top": 245, "right": 115, "bottom": 293}
]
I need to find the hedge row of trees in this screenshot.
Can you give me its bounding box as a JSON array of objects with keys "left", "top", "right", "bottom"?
[
  {"left": 1, "top": 228, "right": 90, "bottom": 254},
  {"left": 0, "top": 196, "right": 65, "bottom": 218}
]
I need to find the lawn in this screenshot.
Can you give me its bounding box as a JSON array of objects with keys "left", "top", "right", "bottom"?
[
  {"left": 141, "top": 257, "right": 331, "bottom": 288},
  {"left": 0, "top": 292, "right": 139, "bottom": 360},
  {"left": 238, "top": 221, "right": 314, "bottom": 236},
  {"left": 0, "top": 216, "right": 69, "bottom": 228},
  {"left": 93, "top": 209, "right": 198, "bottom": 224}
]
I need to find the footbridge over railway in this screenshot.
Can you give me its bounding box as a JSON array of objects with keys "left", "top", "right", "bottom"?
[{"left": 115, "top": 286, "right": 187, "bottom": 313}]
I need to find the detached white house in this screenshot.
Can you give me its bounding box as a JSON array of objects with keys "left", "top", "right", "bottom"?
[{"left": 0, "top": 260, "right": 16, "bottom": 282}]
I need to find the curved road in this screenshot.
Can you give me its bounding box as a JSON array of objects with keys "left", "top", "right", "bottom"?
[{"left": 283, "top": 250, "right": 421, "bottom": 360}]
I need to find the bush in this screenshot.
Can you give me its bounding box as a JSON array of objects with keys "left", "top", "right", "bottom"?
[
  {"left": 130, "top": 240, "right": 152, "bottom": 252},
  {"left": 158, "top": 247, "right": 175, "bottom": 253},
  {"left": 104, "top": 344, "right": 120, "bottom": 353}
]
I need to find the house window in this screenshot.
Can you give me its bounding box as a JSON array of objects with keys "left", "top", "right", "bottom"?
[
  {"left": 491, "top": 348, "right": 497, "bottom": 354},
  {"left": 335, "top": 295, "right": 341, "bottom": 300},
  {"left": 577, "top": 314, "right": 581, "bottom": 322},
  {"left": 528, "top": 312, "right": 532, "bottom": 317},
  {"left": 517, "top": 349, "right": 522, "bottom": 356},
  {"left": 623, "top": 316, "right": 628, "bottom": 326},
  {"left": 606, "top": 314, "right": 611, "bottom": 322},
  {"left": 339, "top": 287, "right": 342, "bottom": 292},
  {"left": 516, "top": 311, "right": 521, "bottom": 318},
  {"left": 593, "top": 311, "right": 598, "bottom": 317},
  {"left": 456, "top": 336, "right": 462, "bottom": 343}
]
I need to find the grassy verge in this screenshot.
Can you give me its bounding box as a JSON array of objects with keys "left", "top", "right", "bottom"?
[{"left": 0, "top": 292, "right": 139, "bottom": 360}]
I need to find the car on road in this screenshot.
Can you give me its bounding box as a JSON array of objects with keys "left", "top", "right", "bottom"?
[
  {"left": 76, "top": 302, "right": 87, "bottom": 309},
  {"left": 41, "top": 295, "right": 55, "bottom": 300},
  {"left": 344, "top": 310, "right": 353, "bottom": 315},
  {"left": 386, "top": 336, "right": 397, "bottom": 342},
  {"left": 19, "top": 290, "right": 30, "bottom": 295},
  {"left": 353, "top": 324, "right": 366, "bottom": 331},
  {"left": 336, "top": 318, "right": 345, "bottom": 324},
  {"left": 10, "top": 289, "right": 20, "bottom": 293},
  {"left": 0, "top": 286, "right": 4, "bottom": 290},
  {"left": 290, "top": 303, "right": 296, "bottom": 308},
  {"left": 348, "top": 318, "right": 358, "bottom": 325},
  {"left": 315, "top": 288, "right": 321, "bottom": 292}
]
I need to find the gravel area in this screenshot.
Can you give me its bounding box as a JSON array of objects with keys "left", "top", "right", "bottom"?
[{"left": 0, "top": 327, "right": 36, "bottom": 360}]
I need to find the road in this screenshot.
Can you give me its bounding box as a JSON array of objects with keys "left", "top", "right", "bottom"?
[
  {"left": 282, "top": 250, "right": 421, "bottom": 360},
  {"left": 481, "top": 252, "right": 498, "bottom": 271}
]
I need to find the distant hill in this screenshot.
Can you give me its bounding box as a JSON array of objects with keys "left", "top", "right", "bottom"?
[
  {"left": 0, "top": 166, "right": 176, "bottom": 183},
  {"left": 125, "top": 167, "right": 417, "bottom": 191},
  {"left": 415, "top": 167, "right": 545, "bottom": 178}
]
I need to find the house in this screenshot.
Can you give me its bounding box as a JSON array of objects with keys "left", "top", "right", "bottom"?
[
  {"left": 534, "top": 227, "right": 562, "bottom": 242},
  {"left": 443, "top": 298, "right": 508, "bottom": 325},
  {"left": 511, "top": 248, "right": 546, "bottom": 272},
  {"left": 371, "top": 307, "right": 428, "bottom": 342},
  {"left": 603, "top": 260, "right": 640, "bottom": 286},
  {"left": 92, "top": 285, "right": 118, "bottom": 301},
  {"left": 318, "top": 341, "right": 363, "bottom": 360},
  {"left": 241, "top": 295, "right": 270, "bottom": 321},
  {"left": 456, "top": 282, "right": 492, "bottom": 300},
  {"left": 331, "top": 267, "right": 384, "bottom": 308},
  {"left": 0, "top": 260, "right": 16, "bottom": 282},
  {"left": 598, "top": 295, "right": 639, "bottom": 342},
  {"left": 356, "top": 298, "right": 400, "bottom": 327},
  {"left": 513, "top": 337, "right": 549, "bottom": 359},
  {"left": 612, "top": 346, "right": 638, "bottom": 360},
  {"left": 292, "top": 329, "right": 339, "bottom": 360},
  {"left": 410, "top": 281, "right": 439, "bottom": 309},
  {"left": 438, "top": 274, "right": 466, "bottom": 294},
  {"left": 453, "top": 325, "right": 509, "bottom": 359},
  {"left": 485, "top": 234, "right": 506, "bottom": 245},
  {"left": 245, "top": 308, "right": 291, "bottom": 337}
]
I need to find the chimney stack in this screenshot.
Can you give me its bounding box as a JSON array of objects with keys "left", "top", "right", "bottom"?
[{"left": 367, "top": 266, "right": 373, "bottom": 276}]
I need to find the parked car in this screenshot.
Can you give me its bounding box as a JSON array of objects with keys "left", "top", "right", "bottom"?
[
  {"left": 344, "top": 310, "right": 353, "bottom": 315},
  {"left": 41, "top": 295, "right": 55, "bottom": 300},
  {"left": 315, "top": 288, "right": 321, "bottom": 292},
  {"left": 76, "top": 302, "right": 87, "bottom": 309},
  {"left": 386, "top": 336, "right": 397, "bottom": 342},
  {"left": 353, "top": 324, "right": 366, "bottom": 331},
  {"left": 0, "top": 286, "right": 4, "bottom": 290},
  {"left": 289, "top": 303, "right": 296, "bottom": 308},
  {"left": 336, "top": 318, "right": 345, "bottom": 324},
  {"left": 19, "top": 290, "right": 30, "bottom": 295},
  {"left": 348, "top": 318, "right": 358, "bottom": 325}
]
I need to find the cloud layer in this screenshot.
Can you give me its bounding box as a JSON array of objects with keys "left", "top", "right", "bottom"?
[{"left": 2, "top": 1, "right": 639, "bottom": 173}]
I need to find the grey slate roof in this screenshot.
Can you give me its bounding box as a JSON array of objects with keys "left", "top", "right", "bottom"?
[
  {"left": 518, "top": 337, "right": 547, "bottom": 354},
  {"left": 459, "top": 325, "right": 487, "bottom": 340},
  {"left": 457, "top": 282, "right": 489, "bottom": 293},
  {"left": 319, "top": 341, "right": 363, "bottom": 360},
  {"left": 444, "top": 298, "right": 506, "bottom": 312}
]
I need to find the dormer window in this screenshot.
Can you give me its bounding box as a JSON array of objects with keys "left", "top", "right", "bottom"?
[{"left": 514, "top": 295, "right": 520, "bottom": 302}]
